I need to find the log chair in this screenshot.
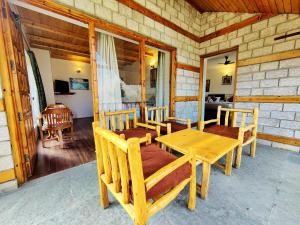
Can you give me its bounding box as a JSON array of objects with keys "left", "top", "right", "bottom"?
[
  {"left": 199, "top": 106, "right": 259, "bottom": 168},
  {"left": 93, "top": 122, "right": 196, "bottom": 225}
]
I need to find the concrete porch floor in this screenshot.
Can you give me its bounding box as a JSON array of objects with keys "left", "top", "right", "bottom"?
[{"left": 0, "top": 144, "right": 299, "bottom": 225}]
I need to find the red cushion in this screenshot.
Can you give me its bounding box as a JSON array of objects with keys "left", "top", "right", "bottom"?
[
  {"left": 160, "top": 121, "right": 188, "bottom": 134},
  {"left": 140, "top": 144, "right": 191, "bottom": 200},
  {"left": 204, "top": 125, "right": 251, "bottom": 143},
  {"left": 114, "top": 127, "right": 157, "bottom": 140}
]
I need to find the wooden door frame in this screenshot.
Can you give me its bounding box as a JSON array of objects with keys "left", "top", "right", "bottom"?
[
  {"left": 198, "top": 46, "right": 239, "bottom": 127},
  {"left": 0, "top": 0, "right": 27, "bottom": 183}
]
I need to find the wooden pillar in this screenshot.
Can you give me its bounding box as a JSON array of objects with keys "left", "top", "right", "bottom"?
[
  {"left": 169, "top": 50, "right": 176, "bottom": 117},
  {"left": 88, "top": 21, "right": 99, "bottom": 121},
  {"left": 139, "top": 40, "right": 146, "bottom": 122},
  {"left": 198, "top": 57, "right": 204, "bottom": 128}
]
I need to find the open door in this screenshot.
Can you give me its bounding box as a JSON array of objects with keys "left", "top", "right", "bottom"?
[{"left": 0, "top": 0, "right": 36, "bottom": 178}]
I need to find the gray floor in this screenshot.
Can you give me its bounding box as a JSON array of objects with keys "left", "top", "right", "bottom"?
[{"left": 0, "top": 144, "right": 300, "bottom": 225}]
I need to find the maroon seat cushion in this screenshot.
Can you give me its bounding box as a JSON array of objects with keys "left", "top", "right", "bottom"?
[
  {"left": 204, "top": 125, "right": 251, "bottom": 143},
  {"left": 160, "top": 121, "right": 188, "bottom": 134},
  {"left": 141, "top": 144, "right": 191, "bottom": 200},
  {"left": 114, "top": 127, "right": 157, "bottom": 140}
]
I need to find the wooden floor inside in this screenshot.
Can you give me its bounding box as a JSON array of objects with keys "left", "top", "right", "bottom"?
[{"left": 31, "top": 117, "right": 95, "bottom": 180}]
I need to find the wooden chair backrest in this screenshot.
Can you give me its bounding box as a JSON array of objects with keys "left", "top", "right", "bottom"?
[
  {"left": 217, "top": 106, "right": 259, "bottom": 129},
  {"left": 145, "top": 106, "right": 169, "bottom": 123},
  {"left": 100, "top": 108, "right": 138, "bottom": 131},
  {"left": 93, "top": 123, "right": 146, "bottom": 208},
  {"left": 41, "top": 107, "right": 73, "bottom": 127}
]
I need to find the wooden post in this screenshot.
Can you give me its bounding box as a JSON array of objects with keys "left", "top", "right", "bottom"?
[
  {"left": 139, "top": 40, "right": 146, "bottom": 122},
  {"left": 88, "top": 21, "right": 99, "bottom": 121},
  {"left": 170, "top": 50, "right": 176, "bottom": 117},
  {"left": 197, "top": 58, "right": 204, "bottom": 129}
]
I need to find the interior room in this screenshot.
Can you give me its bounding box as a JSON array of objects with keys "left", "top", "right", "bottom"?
[
  {"left": 203, "top": 51, "right": 236, "bottom": 121},
  {"left": 0, "top": 0, "right": 300, "bottom": 225}
]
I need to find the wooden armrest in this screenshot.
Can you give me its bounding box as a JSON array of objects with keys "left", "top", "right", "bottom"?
[
  {"left": 242, "top": 124, "right": 255, "bottom": 132},
  {"left": 136, "top": 122, "right": 156, "bottom": 130},
  {"left": 144, "top": 154, "right": 193, "bottom": 191},
  {"left": 202, "top": 119, "right": 218, "bottom": 125},
  {"left": 147, "top": 120, "right": 167, "bottom": 127}
]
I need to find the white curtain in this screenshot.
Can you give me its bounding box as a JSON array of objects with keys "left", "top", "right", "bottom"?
[
  {"left": 156, "top": 51, "right": 170, "bottom": 106},
  {"left": 25, "top": 50, "right": 40, "bottom": 128},
  {"left": 96, "top": 33, "right": 122, "bottom": 113}
]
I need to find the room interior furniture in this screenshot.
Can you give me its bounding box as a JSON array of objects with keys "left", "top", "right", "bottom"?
[
  {"left": 100, "top": 108, "right": 160, "bottom": 144},
  {"left": 200, "top": 106, "right": 259, "bottom": 168},
  {"left": 156, "top": 129, "right": 239, "bottom": 200},
  {"left": 93, "top": 123, "right": 196, "bottom": 225},
  {"left": 38, "top": 106, "right": 74, "bottom": 148},
  {"left": 145, "top": 105, "right": 192, "bottom": 134}
]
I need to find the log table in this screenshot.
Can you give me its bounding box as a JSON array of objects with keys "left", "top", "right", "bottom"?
[{"left": 156, "top": 129, "right": 240, "bottom": 199}]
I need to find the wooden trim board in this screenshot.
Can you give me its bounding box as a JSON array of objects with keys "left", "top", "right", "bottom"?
[
  {"left": 257, "top": 133, "right": 300, "bottom": 147},
  {"left": 198, "top": 14, "right": 275, "bottom": 43},
  {"left": 235, "top": 96, "right": 300, "bottom": 103},
  {"left": 117, "top": 0, "right": 200, "bottom": 43},
  {"left": 176, "top": 63, "right": 200, "bottom": 73},
  {"left": 0, "top": 169, "right": 16, "bottom": 183},
  {"left": 175, "top": 96, "right": 198, "bottom": 102},
  {"left": 238, "top": 49, "right": 300, "bottom": 66},
  {"left": 0, "top": 99, "right": 4, "bottom": 111}
]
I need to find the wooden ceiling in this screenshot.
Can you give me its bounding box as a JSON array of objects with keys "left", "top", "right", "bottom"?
[
  {"left": 186, "top": 0, "right": 300, "bottom": 13},
  {"left": 16, "top": 6, "right": 152, "bottom": 68}
]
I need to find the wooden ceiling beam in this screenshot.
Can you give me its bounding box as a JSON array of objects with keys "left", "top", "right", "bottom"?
[
  {"left": 21, "top": 18, "right": 88, "bottom": 43},
  {"left": 30, "top": 43, "right": 89, "bottom": 56},
  {"left": 50, "top": 50, "right": 90, "bottom": 63},
  {"left": 28, "top": 34, "right": 89, "bottom": 53}
]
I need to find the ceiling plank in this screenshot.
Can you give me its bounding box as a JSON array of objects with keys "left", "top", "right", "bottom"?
[
  {"left": 21, "top": 18, "right": 88, "bottom": 43},
  {"left": 50, "top": 50, "right": 90, "bottom": 63},
  {"left": 28, "top": 34, "right": 89, "bottom": 53}
]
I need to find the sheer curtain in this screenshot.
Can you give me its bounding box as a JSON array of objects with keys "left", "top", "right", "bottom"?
[
  {"left": 155, "top": 51, "right": 170, "bottom": 106},
  {"left": 25, "top": 50, "right": 40, "bottom": 128},
  {"left": 96, "top": 33, "right": 122, "bottom": 113}
]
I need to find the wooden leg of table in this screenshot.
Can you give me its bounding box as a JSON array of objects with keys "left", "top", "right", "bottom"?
[
  {"left": 201, "top": 162, "right": 211, "bottom": 200},
  {"left": 161, "top": 143, "right": 166, "bottom": 151},
  {"left": 225, "top": 150, "right": 234, "bottom": 176},
  {"left": 188, "top": 158, "right": 196, "bottom": 210}
]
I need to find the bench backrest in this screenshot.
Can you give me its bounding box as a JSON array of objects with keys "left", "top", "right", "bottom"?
[
  {"left": 93, "top": 123, "right": 147, "bottom": 212},
  {"left": 40, "top": 107, "right": 72, "bottom": 127},
  {"left": 145, "top": 105, "right": 169, "bottom": 123},
  {"left": 217, "top": 106, "right": 259, "bottom": 130},
  {"left": 100, "top": 108, "right": 138, "bottom": 131}
]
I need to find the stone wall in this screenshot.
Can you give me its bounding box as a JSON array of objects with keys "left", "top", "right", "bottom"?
[{"left": 0, "top": 88, "right": 17, "bottom": 192}]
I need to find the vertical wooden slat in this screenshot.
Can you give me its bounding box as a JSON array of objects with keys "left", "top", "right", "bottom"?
[
  {"left": 111, "top": 115, "right": 116, "bottom": 131},
  {"left": 225, "top": 111, "right": 229, "bottom": 126},
  {"left": 125, "top": 113, "right": 129, "bottom": 129},
  {"left": 216, "top": 106, "right": 221, "bottom": 125},
  {"left": 170, "top": 50, "right": 176, "bottom": 117},
  {"left": 139, "top": 40, "right": 146, "bottom": 122},
  {"left": 117, "top": 149, "right": 129, "bottom": 204},
  {"left": 118, "top": 114, "right": 123, "bottom": 131},
  {"left": 197, "top": 57, "right": 204, "bottom": 128},
  {"left": 231, "top": 112, "right": 237, "bottom": 127},
  {"left": 88, "top": 22, "right": 99, "bottom": 121},
  {"left": 107, "top": 142, "right": 121, "bottom": 192},
  {"left": 133, "top": 108, "right": 137, "bottom": 128},
  {"left": 150, "top": 109, "right": 154, "bottom": 121},
  {"left": 165, "top": 106, "right": 169, "bottom": 121},
  {"left": 241, "top": 113, "right": 246, "bottom": 128},
  {"left": 100, "top": 137, "right": 112, "bottom": 183},
  {"left": 144, "top": 106, "right": 148, "bottom": 123},
  {"left": 160, "top": 108, "right": 163, "bottom": 123}
]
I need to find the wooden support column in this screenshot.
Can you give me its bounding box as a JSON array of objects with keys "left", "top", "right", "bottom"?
[
  {"left": 139, "top": 40, "right": 146, "bottom": 122},
  {"left": 88, "top": 21, "right": 99, "bottom": 121},
  {"left": 170, "top": 50, "right": 177, "bottom": 117},
  {"left": 197, "top": 58, "right": 204, "bottom": 128}
]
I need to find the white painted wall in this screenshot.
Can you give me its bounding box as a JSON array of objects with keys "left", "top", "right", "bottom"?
[
  {"left": 31, "top": 48, "right": 55, "bottom": 106},
  {"left": 206, "top": 52, "right": 236, "bottom": 96},
  {"left": 51, "top": 58, "right": 93, "bottom": 118}
]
